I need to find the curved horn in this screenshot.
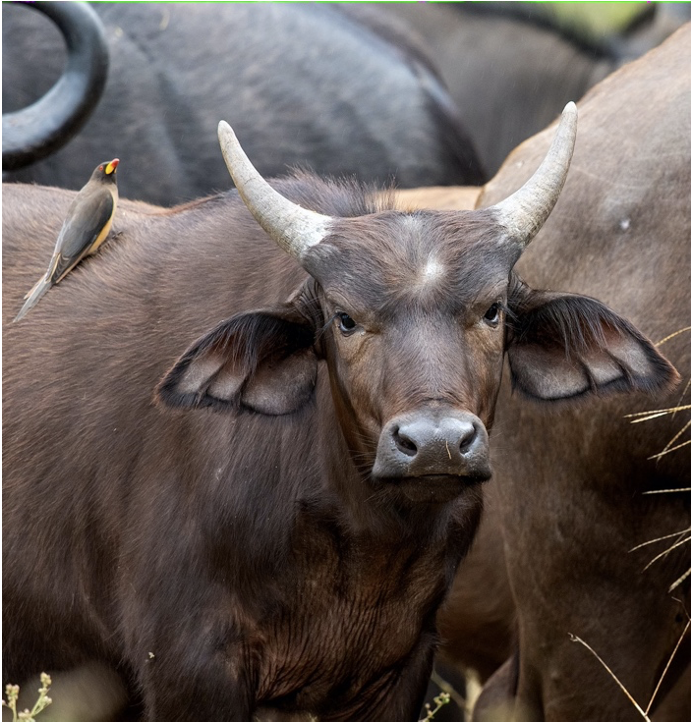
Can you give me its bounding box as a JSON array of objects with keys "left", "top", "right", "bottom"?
[
  {"left": 218, "top": 121, "right": 333, "bottom": 260},
  {"left": 3, "top": 1, "right": 109, "bottom": 171},
  {"left": 489, "top": 102, "right": 578, "bottom": 247}
]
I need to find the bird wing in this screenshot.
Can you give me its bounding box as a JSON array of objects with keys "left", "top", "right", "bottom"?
[
  {"left": 48, "top": 190, "right": 115, "bottom": 283},
  {"left": 13, "top": 277, "right": 52, "bottom": 323}
]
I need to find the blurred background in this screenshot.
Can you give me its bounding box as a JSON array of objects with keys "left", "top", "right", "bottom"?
[{"left": 3, "top": 1, "right": 689, "bottom": 202}]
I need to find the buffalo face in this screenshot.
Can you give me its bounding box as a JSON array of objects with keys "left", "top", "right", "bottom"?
[
  {"left": 157, "top": 108, "right": 678, "bottom": 506},
  {"left": 303, "top": 211, "right": 511, "bottom": 503}
]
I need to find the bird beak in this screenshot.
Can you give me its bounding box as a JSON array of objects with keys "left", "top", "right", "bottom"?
[{"left": 105, "top": 159, "right": 119, "bottom": 175}]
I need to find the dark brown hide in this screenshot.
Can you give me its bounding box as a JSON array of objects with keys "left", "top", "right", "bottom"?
[
  {"left": 422, "top": 27, "right": 690, "bottom": 721},
  {"left": 2, "top": 180, "right": 484, "bottom": 721},
  {"left": 435, "top": 482, "right": 515, "bottom": 684},
  {"left": 2, "top": 155, "right": 676, "bottom": 718}
]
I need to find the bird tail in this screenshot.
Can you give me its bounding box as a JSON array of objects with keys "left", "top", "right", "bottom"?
[{"left": 13, "top": 277, "right": 52, "bottom": 322}]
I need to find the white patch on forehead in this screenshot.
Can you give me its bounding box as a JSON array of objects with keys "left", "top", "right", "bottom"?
[
  {"left": 396, "top": 214, "right": 448, "bottom": 290},
  {"left": 417, "top": 254, "right": 446, "bottom": 289},
  {"left": 421, "top": 256, "right": 445, "bottom": 282}
]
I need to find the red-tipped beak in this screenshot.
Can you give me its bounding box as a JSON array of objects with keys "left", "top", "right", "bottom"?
[{"left": 105, "top": 159, "right": 119, "bottom": 175}]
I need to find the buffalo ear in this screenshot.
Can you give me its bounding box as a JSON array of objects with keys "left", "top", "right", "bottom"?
[
  {"left": 507, "top": 290, "right": 679, "bottom": 400},
  {"left": 156, "top": 307, "right": 317, "bottom": 415}
]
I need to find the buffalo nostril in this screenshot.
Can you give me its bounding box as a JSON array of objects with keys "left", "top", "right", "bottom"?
[
  {"left": 374, "top": 412, "right": 490, "bottom": 480},
  {"left": 393, "top": 426, "right": 418, "bottom": 457},
  {"left": 457, "top": 422, "right": 477, "bottom": 453}
]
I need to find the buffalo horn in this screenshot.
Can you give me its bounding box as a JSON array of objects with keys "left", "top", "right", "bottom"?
[
  {"left": 489, "top": 102, "right": 578, "bottom": 247},
  {"left": 2, "top": 2, "right": 109, "bottom": 172},
  {"left": 218, "top": 120, "right": 333, "bottom": 259}
]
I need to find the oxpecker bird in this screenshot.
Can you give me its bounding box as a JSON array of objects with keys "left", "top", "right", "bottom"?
[{"left": 14, "top": 159, "right": 119, "bottom": 322}]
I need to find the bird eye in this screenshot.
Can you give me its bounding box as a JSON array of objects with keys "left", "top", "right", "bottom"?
[
  {"left": 337, "top": 312, "right": 358, "bottom": 335},
  {"left": 483, "top": 303, "right": 501, "bottom": 326}
]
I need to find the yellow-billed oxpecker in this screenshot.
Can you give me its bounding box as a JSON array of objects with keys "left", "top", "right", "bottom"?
[{"left": 14, "top": 158, "right": 119, "bottom": 322}]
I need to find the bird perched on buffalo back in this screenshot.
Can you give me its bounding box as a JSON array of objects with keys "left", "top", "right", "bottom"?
[{"left": 13, "top": 158, "right": 119, "bottom": 322}]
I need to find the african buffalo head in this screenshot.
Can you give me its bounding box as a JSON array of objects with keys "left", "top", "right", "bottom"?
[{"left": 157, "top": 104, "right": 677, "bottom": 505}]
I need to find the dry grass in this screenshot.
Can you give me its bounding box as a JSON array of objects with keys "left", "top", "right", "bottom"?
[
  {"left": 654, "top": 326, "right": 691, "bottom": 347},
  {"left": 630, "top": 525, "right": 692, "bottom": 592},
  {"left": 567, "top": 326, "right": 692, "bottom": 719},
  {"left": 625, "top": 405, "right": 691, "bottom": 460},
  {"left": 569, "top": 618, "right": 690, "bottom": 722},
  {"left": 623, "top": 327, "right": 690, "bottom": 589}
]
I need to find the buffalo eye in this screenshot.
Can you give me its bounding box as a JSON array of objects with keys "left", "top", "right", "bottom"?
[
  {"left": 483, "top": 303, "right": 501, "bottom": 327},
  {"left": 337, "top": 312, "right": 358, "bottom": 335}
]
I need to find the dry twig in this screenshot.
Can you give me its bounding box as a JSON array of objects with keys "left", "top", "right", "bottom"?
[
  {"left": 568, "top": 633, "right": 650, "bottom": 721},
  {"left": 570, "top": 616, "right": 690, "bottom": 720}
]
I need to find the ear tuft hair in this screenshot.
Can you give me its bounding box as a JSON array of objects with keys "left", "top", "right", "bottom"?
[
  {"left": 157, "top": 308, "right": 317, "bottom": 415},
  {"left": 507, "top": 283, "right": 680, "bottom": 401}
]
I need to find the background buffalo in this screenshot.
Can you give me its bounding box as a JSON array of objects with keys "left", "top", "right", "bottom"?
[
  {"left": 382, "top": 1, "right": 690, "bottom": 174},
  {"left": 2, "top": 1, "right": 483, "bottom": 204}
]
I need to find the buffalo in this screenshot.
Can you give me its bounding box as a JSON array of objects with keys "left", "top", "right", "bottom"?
[
  {"left": 3, "top": 98, "right": 680, "bottom": 720},
  {"left": 384, "top": 1, "right": 689, "bottom": 175},
  {"left": 2, "top": 1, "right": 483, "bottom": 204},
  {"left": 398, "top": 25, "right": 690, "bottom": 721},
  {"left": 2, "top": 1, "right": 108, "bottom": 173}
]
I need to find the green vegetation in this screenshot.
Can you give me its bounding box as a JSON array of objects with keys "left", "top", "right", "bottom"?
[{"left": 2, "top": 674, "right": 52, "bottom": 723}]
